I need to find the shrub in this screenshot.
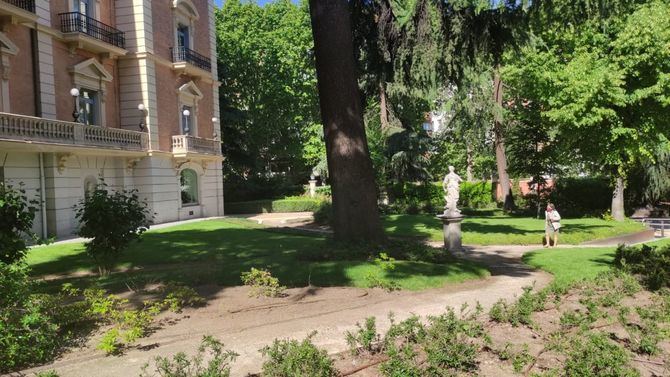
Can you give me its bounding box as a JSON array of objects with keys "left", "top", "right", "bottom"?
[
  {"left": 241, "top": 268, "right": 286, "bottom": 298},
  {"left": 140, "top": 335, "right": 238, "bottom": 377},
  {"left": 365, "top": 253, "right": 401, "bottom": 291},
  {"left": 388, "top": 181, "right": 494, "bottom": 214},
  {"left": 225, "top": 197, "right": 329, "bottom": 214},
  {"left": 75, "top": 182, "right": 153, "bottom": 275},
  {"left": 313, "top": 201, "right": 332, "bottom": 225},
  {"left": 345, "top": 317, "right": 381, "bottom": 355},
  {"left": 548, "top": 177, "right": 612, "bottom": 217},
  {"left": 0, "top": 183, "right": 39, "bottom": 264},
  {"left": 0, "top": 263, "right": 61, "bottom": 372},
  {"left": 564, "top": 333, "right": 639, "bottom": 377},
  {"left": 423, "top": 308, "right": 486, "bottom": 373},
  {"left": 160, "top": 283, "right": 205, "bottom": 313},
  {"left": 489, "top": 286, "right": 547, "bottom": 326},
  {"left": 260, "top": 332, "right": 338, "bottom": 377},
  {"left": 614, "top": 243, "right": 670, "bottom": 290}
]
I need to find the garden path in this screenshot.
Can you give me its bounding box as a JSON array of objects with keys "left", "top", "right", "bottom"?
[{"left": 21, "top": 245, "right": 552, "bottom": 377}]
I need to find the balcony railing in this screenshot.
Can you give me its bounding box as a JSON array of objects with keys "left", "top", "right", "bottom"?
[
  {"left": 170, "top": 46, "right": 212, "bottom": 72},
  {"left": 0, "top": 112, "right": 147, "bottom": 151},
  {"left": 2, "top": 0, "right": 34, "bottom": 12},
  {"left": 172, "top": 135, "right": 221, "bottom": 156},
  {"left": 59, "top": 12, "right": 125, "bottom": 49}
]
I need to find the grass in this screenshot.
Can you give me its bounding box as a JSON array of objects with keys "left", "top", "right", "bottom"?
[
  {"left": 25, "top": 218, "right": 488, "bottom": 292},
  {"left": 523, "top": 237, "right": 670, "bottom": 287},
  {"left": 383, "top": 212, "right": 646, "bottom": 245}
]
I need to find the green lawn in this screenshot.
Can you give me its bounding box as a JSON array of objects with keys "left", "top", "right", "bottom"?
[
  {"left": 523, "top": 238, "right": 670, "bottom": 287},
  {"left": 383, "top": 213, "right": 646, "bottom": 245},
  {"left": 26, "top": 219, "right": 488, "bottom": 292}
]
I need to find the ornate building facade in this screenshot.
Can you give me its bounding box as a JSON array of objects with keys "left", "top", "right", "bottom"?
[{"left": 0, "top": 0, "right": 223, "bottom": 238}]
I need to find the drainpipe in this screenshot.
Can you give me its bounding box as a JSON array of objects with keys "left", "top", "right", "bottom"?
[{"left": 39, "top": 152, "right": 47, "bottom": 239}]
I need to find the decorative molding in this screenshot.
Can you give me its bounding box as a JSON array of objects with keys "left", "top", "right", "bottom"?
[
  {"left": 125, "top": 157, "right": 142, "bottom": 173},
  {"left": 173, "top": 158, "right": 206, "bottom": 176},
  {"left": 172, "top": 0, "right": 200, "bottom": 20},
  {"left": 69, "top": 58, "right": 113, "bottom": 82},
  {"left": 56, "top": 153, "right": 73, "bottom": 174}
]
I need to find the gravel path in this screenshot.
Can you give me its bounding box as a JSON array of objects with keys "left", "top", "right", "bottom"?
[{"left": 16, "top": 245, "right": 552, "bottom": 377}]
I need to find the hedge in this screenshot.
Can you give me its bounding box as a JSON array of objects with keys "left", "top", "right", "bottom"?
[
  {"left": 225, "top": 197, "right": 329, "bottom": 215},
  {"left": 548, "top": 177, "right": 611, "bottom": 217},
  {"left": 388, "top": 181, "right": 495, "bottom": 214}
]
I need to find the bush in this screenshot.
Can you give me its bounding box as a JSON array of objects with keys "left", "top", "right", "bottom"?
[
  {"left": 0, "top": 263, "right": 61, "bottom": 372},
  {"left": 345, "top": 317, "right": 381, "bottom": 355},
  {"left": 224, "top": 176, "right": 303, "bottom": 202},
  {"left": 225, "top": 197, "right": 329, "bottom": 215},
  {"left": 615, "top": 243, "right": 670, "bottom": 290},
  {"left": 140, "top": 335, "right": 238, "bottom": 377},
  {"left": 0, "top": 183, "right": 38, "bottom": 264},
  {"left": 564, "top": 333, "right": 639, "bottom": 377},
  {"left": 549, "top": 177, "right": 612, "bottom": 217},
  {"left": 260, "top": 332, "right": 338, "bottom": 377},
  {"left": 241, "top": 268, "right": 286, "bottom": 298},
  {"left": 75, "top": 182, "right": 153, "bottom": 275},
  {"left": 387, "top": 181, "right": 494, "bottom": 214}
]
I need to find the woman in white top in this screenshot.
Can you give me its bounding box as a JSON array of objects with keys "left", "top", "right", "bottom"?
[{"left": 544, "top": 203, "right": 561, "bottom": 247}]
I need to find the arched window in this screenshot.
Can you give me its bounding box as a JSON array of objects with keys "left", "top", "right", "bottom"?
[{"left": 180, "top": 169, "right": 198, "bottom": 205}]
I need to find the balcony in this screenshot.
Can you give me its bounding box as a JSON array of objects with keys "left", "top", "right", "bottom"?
[
  {"left": 172, "top": 135, "right": 221, "bottom": 158},
  {"left": 59, "top": 12, "right": 126, "bottom": 57},
  {"left": 170, "top": 46, "right": 212, "bottom": 77},
  {"left": 0, "top": 0, "right": 37, "bottom": 25},
  {"left": 0, "top": 112, "right": 148, "bottom": 152}
]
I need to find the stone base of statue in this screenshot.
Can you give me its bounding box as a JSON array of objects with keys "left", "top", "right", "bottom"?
[{"left": 437, "top": 211, "right": 464, "bottom": 251}]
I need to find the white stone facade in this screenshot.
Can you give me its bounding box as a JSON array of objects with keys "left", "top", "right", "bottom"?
[{"left": 0, "top": 0, "right": 223, "bottom": 238}]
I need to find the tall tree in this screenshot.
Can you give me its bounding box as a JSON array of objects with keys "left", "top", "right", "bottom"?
[{"left": 309, "top": 0, "right": 385, "bottom": 243}]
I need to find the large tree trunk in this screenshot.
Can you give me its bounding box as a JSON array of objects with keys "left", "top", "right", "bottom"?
[
  {"left": 309, "top": 0, "right": 385, "bottom": 243},
  {"left": 612, "top": 175, "right": 625, "bottom": 221},
  {"left": 379, "top": 81, "right": 390, "bottom": 130},
  {"left": 493, "top": 68, "right": 515, "bottom": 211}
]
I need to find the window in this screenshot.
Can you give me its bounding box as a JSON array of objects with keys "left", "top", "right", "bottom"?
[
  {"left": 177, "top": 24, "right": 190, "bottom": 49},
  {"left": 75, "top": 0, "right": 92, "bottom": 16},
  {"left": 78, "top": 88, "right": 98, "bottom": 126},
  {"left": 180, "top": 169, "right": 198, "bottom": 205},
  {"left": 84, "top": 176, "right": 97, "bottom": 200}
]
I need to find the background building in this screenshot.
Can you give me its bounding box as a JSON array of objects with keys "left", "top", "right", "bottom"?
[{"left": 0, "top": 0, "right": 223, "bottom": 238}]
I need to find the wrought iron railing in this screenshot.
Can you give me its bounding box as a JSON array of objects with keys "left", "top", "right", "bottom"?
[
  {"left": 2, "top": 0, "right": 35, "bottom": 12},
  {"left": 0, "top": 112, "right": 147, "bottom": 151},
  {"left": 170, "top": 46, "right": 212, "bottom": 72},
  {"left": 172, "top": 135, "right": 221, "bottom": 156},
  {"left": 59, "top": 12, "right": 125, "bottom": 49}
]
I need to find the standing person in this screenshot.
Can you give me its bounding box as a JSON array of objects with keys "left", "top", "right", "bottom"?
[{"left": 544, "top": 203, "right": 561, "bottom": 247}]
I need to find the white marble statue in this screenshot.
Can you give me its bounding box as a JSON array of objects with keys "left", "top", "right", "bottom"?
[{"left": 443, "top": 166, "right": 463, "bottom": 215}]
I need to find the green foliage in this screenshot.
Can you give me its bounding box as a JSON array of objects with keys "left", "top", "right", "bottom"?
[
  {"left": 548, "top": 177, "right": 612, "bottom": 217},
  {"left": 364, "top": 252, "right": 401, "bottom": 291},
  {"left": 345, "top": 317, "right": 381, "bottom": 355},
  {"left": 615, "top": 243, "right": 670, "bottom": 290},
  {"left": 496, "top": 343, "right": 534, "bottom": 373},
  {"left": 240, "top": 267, "right": 285, "bottom": 298},
  {"left": 75, "top": 182, "right": 152, "bottom": 275},
  {"left": 489, "top": 286, "right": 547, "bottom": 326},
  {"left": 140, "top": 335, "right": 238, "bottom": 377},
  {"left": 161, "top": 283, "right": 205, "bottom": 313},
  {"left": 36, "top": 371, "right": 60, "bottom": 377},
  {"left": 224, "top": 197, "right": 329, "bottom": 215},
  {"left": 389, "top": 181, "right": 494, "bottom": 214},
  {"left": 564, "top": 333, "right": 639, "bottom": 377},
  {"left": 423, "top": 306, "right": 486, "bottom": 373},
  {"left": 260, "top": 332, "right": 337, "bottom": 377},
  {"left": 0, "top": 263, "right": 60, "bottom": 372},
  {"left": 216, "top": 0, "right": 320, "bottom": 185},
  {"left": 0, "top": 183, "right": 38, "bottom": 264}
]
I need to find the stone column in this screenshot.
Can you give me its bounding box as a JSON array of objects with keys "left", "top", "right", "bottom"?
[{"left": 437, "top": 214, "right": 464, "bottom": 251}]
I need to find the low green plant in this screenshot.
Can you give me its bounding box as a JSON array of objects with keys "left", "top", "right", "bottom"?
[
  {"left": 489, "top": 286, "right": 547, "bottom": 326},
  {"left": 161, "top": 283, "right": 205, "bottom": 312},
  {"left": 379, "top": 343, "right": 422, "bottom": 377},
  {"left": 260, "top": 332, "right": 337, "bottom": 377},
  {"left": 345, "top": 317, "right": 381, "bottom": 355},
  {"left": 497, "top": 343, "right": 534, "bottom": 373},
  {"left": 240, "top": 267, "right": 286, "bottom": 298},
  {"left": 615, "top": 243, "right": 670, "bottom": 290},
  {"left": 140, "top": 335, "right": 238, "bottom": 377},
  {"left": 36, "top": 371, "right": 60, "bottom": 377},
  {"left": 423, "top": 307, "right": 486, "bottom": 373},
  {"left": 564, "top": 333, "right": 639, "bottom": 377},
  {"left": 75, "top": 181, "right": 153, "bottom": 275},
  {"left": 365, "top": 253, "right": 401, "bottom": 291}
]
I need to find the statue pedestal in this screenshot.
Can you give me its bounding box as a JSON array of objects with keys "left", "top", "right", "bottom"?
[{"left": 437, "top": 213, "right": 464, "bottom": 251}]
